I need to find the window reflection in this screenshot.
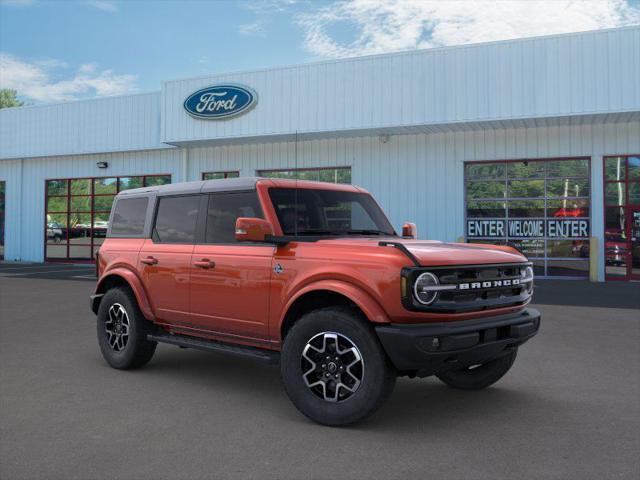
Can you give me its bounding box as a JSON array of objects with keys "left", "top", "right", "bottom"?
[
  {"left": 119, "top": 177, "right": 144, "bottom": 190},
  {"left": 605, "top": 207, "right": 626, "bottom": 236},
  {"left": 465, "top": 181, "right": 505, "bottom": 199},
  {"left": 629, "top": 183, "right": 640, "bottom": 205},
  {"left": 546, "top": 179, "right": 590, "bottom": 198},
  {"left": 508, "top": 239, "right": 544, "bottom": 257},
  {"left": 604, "top": 157, "right": 626, "bottom": 181},
  {"left": 46, "top": 196, "right": 67, "bottom": 212},
  {"left": 465, "top": 163, "right": 505, "bottom": 180},
  {"left": 202, "top": 171, "right": 240, "bottom": 180},
  {"left": 144, "top": 175, "right": 171, "bottom": 187},
  {"left": 465, "top": 158, "right": 591, "bottom": 277},
  {"left": 94, "top": 178, "right": 117, "bottom": 194},
  {"left": 508, "top": 200, "right": 545, "bottom": 218},
  {"left": 46, "top": 215, "right": 67, "bottom": 244},
  {"left": 547, "top": 159, "right": 589, "bottom": 178},
  {"left": 507, "top": 180, "right": 545, "bottom": 198},
  {"left": 94, "top": 196, "right": 115, "bottom": 212},
  {"left": 70, "top": 179, "right": 91, "bottom": 195},
  {"left": 548, "top": 199, "right": 589, "bottom": 218},
  {"left": 47, "top": 180, "right": 68, "bottom": 196},
  {"left": 605, "top": 183, "right": 625, "bottom": 206},
  {"left": 45, "top": 175, "right": 171, "bottom": 260},
  {"left": 629, "top": 156, "right": 640, "bottom": 180},
  {"left": 466, "top": 201, "right": 506, "bottom": 218},
  {"left": 70, "top": 196, "right": 91, "bottom": 212},
  {"left": 259, "top": 167, "right": 351, "bottom": 184},
  {"left": 547, "top": 240, "right": 589, "bottom": 258},
  {"left": 507, "top": 161, "right": 544, "bottom": 179}
]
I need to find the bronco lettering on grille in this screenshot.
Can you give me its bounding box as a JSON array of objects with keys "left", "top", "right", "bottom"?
[{"left": 458, "top": 278, "right": 521, "bottom": 290}]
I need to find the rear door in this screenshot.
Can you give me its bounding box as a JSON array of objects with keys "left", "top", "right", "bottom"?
[
  {"left": 138, "top": 194, "right": 201, "bottom": 326},
  {"left": 189, "top": 191, "right": 274, "bottom": 341}
]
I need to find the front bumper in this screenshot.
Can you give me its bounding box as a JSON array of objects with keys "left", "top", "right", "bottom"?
[{"left": 375, "top": 308, "right": 540, "bottom": 377}]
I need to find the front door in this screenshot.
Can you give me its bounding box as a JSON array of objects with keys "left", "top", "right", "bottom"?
[{"left": 189, "top": 191, "right": 273, "bottom": 342}]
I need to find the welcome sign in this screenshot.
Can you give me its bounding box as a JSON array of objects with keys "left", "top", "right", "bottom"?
[
  {"left": 184, "top": 84, "right": 257, "bottom": 119},
  {"left": 467, "top": 219, "right": 590, "bottom": 239}
]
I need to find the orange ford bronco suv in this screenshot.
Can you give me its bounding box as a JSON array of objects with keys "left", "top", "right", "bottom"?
[{"left": 91, "top": 177, "right": 540, "bottom": 426}]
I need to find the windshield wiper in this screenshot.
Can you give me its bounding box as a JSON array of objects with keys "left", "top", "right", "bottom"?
[
  {"left": 345, "top": 229, "right": 394, "bottom": 236},
  {"left": 293, "top": 229, "right": 344, "bottom": 236},
  {"left": 293, "top": 229, "right": 394, "bottom": 236}
]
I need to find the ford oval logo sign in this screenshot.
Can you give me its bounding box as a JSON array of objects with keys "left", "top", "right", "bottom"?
[{"left": 183, "top": 84, "right": 257, "bottom": 119}]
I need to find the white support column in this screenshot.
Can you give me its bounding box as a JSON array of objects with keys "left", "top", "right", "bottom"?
[
  {"left": 591, "top": 154, "right": 605, "bottom": 282},
  {"left": 17, "top": 158, "right": 23, "bottom": 262},
  {"left": 181, "top": 148, "right": 189, "bottom": 183}
]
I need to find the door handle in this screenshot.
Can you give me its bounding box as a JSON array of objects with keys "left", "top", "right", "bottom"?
[
  {"left": 140, "top": 256, "right": 158, "bottom": 265},
  {"left": 194, "top": 259, "right": 215, "bottom": 269}
]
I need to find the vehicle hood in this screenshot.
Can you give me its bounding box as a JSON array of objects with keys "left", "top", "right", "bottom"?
[{"left": 315, "top": 237, "right": 527, "bottom": 266}]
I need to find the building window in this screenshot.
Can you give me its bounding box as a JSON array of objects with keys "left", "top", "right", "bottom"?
[
  {"left": 0, "top": 181, "right": 5, "bottom": 260},
  {"left": 603, "top": 155, "right": 640, "bottom": 280},
  {"left": 202, "top": 171, "right": 240, "bottom": 180},
  {"left": 258, "top": 167, "right": 351, "bottom": 184},
  {"left": 465, "top": 158, "right": 591, "bottom": 278},
  {"left": 45, "top": 174, "right": 171, "bottom": 261}
]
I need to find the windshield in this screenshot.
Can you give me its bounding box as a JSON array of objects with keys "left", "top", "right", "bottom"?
[{"left": 268, "top": 188, "right": 396, "bottom": 236}]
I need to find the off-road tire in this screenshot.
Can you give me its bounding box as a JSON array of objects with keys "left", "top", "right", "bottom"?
[
  {"left": 97, "top": 287, "right": 157, "bottom": 369},
  {"left": 281, "top": 306, "right": 396, "bottom": 426},
  {"left": 436, "top": 349, "right": 517, "bottom": 390}
]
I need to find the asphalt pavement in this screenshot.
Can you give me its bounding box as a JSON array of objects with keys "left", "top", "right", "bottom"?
[{"left": 0, "top": 264, "right": 638, "bottom": 480}]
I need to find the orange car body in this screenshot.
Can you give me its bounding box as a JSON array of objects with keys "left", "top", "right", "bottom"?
[{"left": 94, "top": 179, "right": 532, "bottom": 353}]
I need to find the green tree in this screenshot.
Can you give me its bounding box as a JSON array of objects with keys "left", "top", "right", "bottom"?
[{"left": 0, "top": 89, "right": 24, "bottom": 109}]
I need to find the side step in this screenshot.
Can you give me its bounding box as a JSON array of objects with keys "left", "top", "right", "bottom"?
[{"left": 147, "top": 332, "right": 280, "bottom": 364}]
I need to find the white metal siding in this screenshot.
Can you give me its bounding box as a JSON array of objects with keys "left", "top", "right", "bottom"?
[
  {"left": 0, "top": 92, "right": 168, "bottom": 160},
  {"left": 163, "top": 27, "right": 640, "bottom": 144}
]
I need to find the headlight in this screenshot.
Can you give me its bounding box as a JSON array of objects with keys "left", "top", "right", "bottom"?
[
  {"left": 413, "top": 272, "right": 440, "bottom": 305},
  {"left": 521, "top": 266, "right": 534, "bottom": 293}
]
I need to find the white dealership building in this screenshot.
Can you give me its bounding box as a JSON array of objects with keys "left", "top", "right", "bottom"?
[{"left": 1, "top": 26, "right": 639, "bottom": 281}]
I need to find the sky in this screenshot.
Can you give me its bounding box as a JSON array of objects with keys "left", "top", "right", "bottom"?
[{"left": 1, "top": 0, "right": 639, "bottom": 104}]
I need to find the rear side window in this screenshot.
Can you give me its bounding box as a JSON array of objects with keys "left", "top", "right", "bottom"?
[
  {"left": 153, "top": 195, "right": 200, "bottom": 244},
  {"left": 109, "top": 197, "right": 148, "bottom": 237},
  {"left": 205, "top": 191, "right": 262, "bottom": 244}
]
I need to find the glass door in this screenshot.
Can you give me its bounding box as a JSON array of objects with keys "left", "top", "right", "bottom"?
[
  {"left": 604, "top": 155, "right": 640, "bottom": 281},
  {"left": 631, "top": 208, "right": 640, "bottom": 280}
]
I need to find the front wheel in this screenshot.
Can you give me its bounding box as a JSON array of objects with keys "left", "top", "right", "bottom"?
[
  {"left": 96, "top": 287, "right": 157, "bottom": 370},
  {"left": 436, "top": 349, "right": 517, "bottom": 390},
  {"left": 280, "top": 306, "right": 396, "bottom": 426}
]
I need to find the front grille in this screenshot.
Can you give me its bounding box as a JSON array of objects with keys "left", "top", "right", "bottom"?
[{"left": 402, "top": 263, "right": 532, "bottom": 313}]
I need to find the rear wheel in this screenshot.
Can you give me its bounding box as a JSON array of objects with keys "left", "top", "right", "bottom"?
[
  {"left": 436, "top": 349, "right": 517, "bottom": 390},
  {"left": 97, "top": 287, "right": 157, "bottom": 369},
  {"left": 280, "top": 306, "right": 396, "bottom": 426}
]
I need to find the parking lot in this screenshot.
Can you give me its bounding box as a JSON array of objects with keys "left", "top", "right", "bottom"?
[{"left": 1, "top": 263, "right": 639, "bottom": 480}]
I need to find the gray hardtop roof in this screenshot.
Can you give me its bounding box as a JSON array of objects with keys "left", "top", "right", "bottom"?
[{"left": 116, "top": 176, "right": 262, "bottom": 197}]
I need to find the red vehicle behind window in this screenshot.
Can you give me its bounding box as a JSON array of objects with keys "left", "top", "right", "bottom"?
[{"left": 91, "top": 178, "right": 540, "bottom": 426}]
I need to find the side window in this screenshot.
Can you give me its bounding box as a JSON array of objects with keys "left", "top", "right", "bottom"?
[
  {"left": 205, "top": 191, "right": 262, "bottom": 244},
  {"left": 109, "top": 197, "right": 148, "bottom": 237},
  {"left": 153, "top": 195, "right": 200, "bottom": 244}
]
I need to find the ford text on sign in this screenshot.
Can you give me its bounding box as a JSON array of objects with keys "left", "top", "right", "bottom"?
[
  {"left": 467, "top": 219, "right": 589, "bottom": 238},
  {"left": 184, "top": 84, "right": 257, "bottom": 119}
]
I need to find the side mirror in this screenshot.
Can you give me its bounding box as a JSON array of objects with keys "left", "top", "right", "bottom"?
[
  {"left": 402, "top": 222, "right": 417, "bottom": 239},
  {"left": 235, "top": 217, "right": 275, "bottom": 242}
]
